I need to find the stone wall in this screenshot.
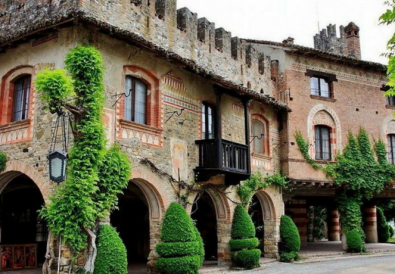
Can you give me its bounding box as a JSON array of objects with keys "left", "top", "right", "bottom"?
[
  {"left": 0, "top": 24, "right": 284, "bottom": 271},
  {"left": 0, "top": 0, "right": 273, "bottom": 97}
]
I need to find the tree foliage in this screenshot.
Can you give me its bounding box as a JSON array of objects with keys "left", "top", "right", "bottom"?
[
  {"left": 238, "top": 172, "right": 287, "bottom": 206},
  {"left": 38, "top": 46, "right": 132, "bottom": 255},
  {"left": 380, "top": 0, "right": 395, "bottom": 94},
  {"left": 35, "top": 69, "right": 74, "bottom": 114},
  {"left": 0, "top": 152, "right": 6, "bottom": 173},
  {"left": 296, "top": 127, "right": 395, "bottom": 252}
]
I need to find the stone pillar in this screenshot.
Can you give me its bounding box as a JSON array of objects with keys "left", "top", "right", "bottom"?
[
  {"left": 288, "top": 199, "right": 308, "bottom": 245},
  {"left": 363, "top": 205, "right": 378, "bottom": 243},
  {"left": 328, "top": 209, "right": 340, "bottom": 241},
  {"left": 263, "top": 220, "right": 280, "bottom": 258}
]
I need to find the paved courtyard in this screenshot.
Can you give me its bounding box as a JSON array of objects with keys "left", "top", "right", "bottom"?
[{"left": 4, "top": 243, "right": 395, "bottom": 274}]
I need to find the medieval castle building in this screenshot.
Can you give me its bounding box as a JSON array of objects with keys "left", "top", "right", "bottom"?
[{"left": 0, "top": 0, "right": 392, "bottom": 273}]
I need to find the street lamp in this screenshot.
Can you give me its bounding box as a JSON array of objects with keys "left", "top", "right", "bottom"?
[{"left": 48, "top": 150, "right": 67, "bottom": 184}]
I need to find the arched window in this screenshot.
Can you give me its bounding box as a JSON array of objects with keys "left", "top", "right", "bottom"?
[
  {"left": 124, "top": 76, "right": 147, "bottom": 124},
  {"left": 12, "top": 75, "right": 31, "bottom": 122},
  {"left": 387, "top": 134, "right": 395, "bottom": 165},
  {"left": 252, "top": 120, "right": 265, "bottom": 154},
  {"left": 0, "top": 66, "right": 34, "bottom": 145},
  {"left": 315, "top": 125, "right": 331, "bottom": 160}
]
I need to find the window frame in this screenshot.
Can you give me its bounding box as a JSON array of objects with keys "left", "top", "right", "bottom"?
[
  {"left": 314, "top": 125, "right": 332, "bottom": 161},
  {"left": 387, "top": 134, "right": 395, "bottom": 165},
  {"left": 124, "top": 75, "right": 148, "bottom": 125},
  {"left": 305, "top": 70, "right": 337, "bottom": 99},
  {"left": 201, "top": 102, "right": 216, "bottom": 140},
  {"left": 12, "top": 75, "right": 31, "bottom": 122}
]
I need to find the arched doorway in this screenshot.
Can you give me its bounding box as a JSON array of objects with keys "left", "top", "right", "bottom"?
[
  {"left": 191, "top": 192, "right": 218, "bottom": 262},
  {"left": 249, "top": 194, "right": 264, "bottom": 255},
  {"left": 110, "top": 181, "right": 150, "bottom": 267},
  {"left": 0, "top": 174, "right": 47, "bottom": 270}
]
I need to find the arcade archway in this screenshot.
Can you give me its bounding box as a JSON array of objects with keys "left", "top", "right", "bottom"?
[{"left": 0, "top": 174, "right": 47, "bottom": 270}]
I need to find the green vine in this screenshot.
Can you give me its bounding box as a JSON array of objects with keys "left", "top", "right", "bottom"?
[
  {"left": 295, "top": 131, "right": 322, "bottom": 170},
  {"left": 38, "top": 46, "right": 132, "bottom": 260},
  {"left": 296, "top": 128, "right": 395, "bottom": 244},
  {"left": 0, "top": 152, "right": 6, "bottom": 173},
  {"left": 238, "top": 172, "right": 287, "bottom": 206}
]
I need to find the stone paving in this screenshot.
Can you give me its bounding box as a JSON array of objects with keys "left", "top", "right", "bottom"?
[
  {"left": 4, "top": 243, "right": 395, "bottom": 274},
  {"left": 300, "top": 241, "right": 395, "bottom": 258}
]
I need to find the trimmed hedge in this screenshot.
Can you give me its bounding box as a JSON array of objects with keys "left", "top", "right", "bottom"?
[
  {"left": 93, "top": 225, "right": 127, "bottom": 274},
  {"left": 156, "top": 242, "right": 199, "bottom": 257},
  {"left": 157, "top": 255, "right": 201, "bottom": 274},
  {"left": 389, "top": 225, "right": 394, "bottom": 238},
  {"left": 280, "top": 215, "right": 301, "bottom": 253},
  {"left": 280, "top": 215, "right": 301, "bottom": 262},
  {"left": 346, "top": 229, "right": 364, "bottom": 253},
  {"left": 231, "top": 205, "right": 256, "bottom": 239},
  {"left": 194, "top": 225, "right": 205, "bottom": 267},
  {"left": 156, "top": 203, "right": 202, "bottom": 274},
  {"left": 377, "top": 207, "right": 390, "bottom": 243},
  {"left": 229, "top": 238, "right": 259, "bottom": 250},
  {"left": 231, "top": 249, "right": 261, "bottom": 269},
  {"left": 230, "top": 205, "right": 261, "bottom": 269}
]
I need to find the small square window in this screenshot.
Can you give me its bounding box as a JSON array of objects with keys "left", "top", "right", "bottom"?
[{"left": 310, "top": 76, "right": 330, "bottom": 98}]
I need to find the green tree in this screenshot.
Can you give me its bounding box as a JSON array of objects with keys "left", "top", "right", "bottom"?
[
  {"left": 381, "top": 0, "right": 395, "bottom": 93},
  {"left": 37, "top": 46, "right": 131, "bottom": 273}
]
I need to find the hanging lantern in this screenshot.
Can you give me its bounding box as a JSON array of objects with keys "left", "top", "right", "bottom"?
[{"left": 48, "top": 150, "right": 67, "bottom": 184}]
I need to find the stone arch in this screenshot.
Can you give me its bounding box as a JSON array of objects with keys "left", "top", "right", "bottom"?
[
  {"left": 188, "top": 189, "right": 231, "bottom": 264},
  {"left": 252, "top": 188, "right": 283, "bottom": 258},
  {"left": 132, "top": 178, "right": 165, "bottom": 221},
  {"left": 307, "top": 104, "right": 342, "bottom": 158},
  {"left": 0, "top": 160, "right": 51, "bottom": 202},
  {"left": 131, "top": 165, "right": 175, "bottom": 210},
  {"left": 381, "top": 115, "right": 395, "bottom": 139},
  {"left": 255, "top": 190, "right": 276, "bottom": 221}
]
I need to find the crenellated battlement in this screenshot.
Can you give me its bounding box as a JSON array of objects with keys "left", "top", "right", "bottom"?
[{"left": 0, "top": 0, "right": 272, "bottom": 96}]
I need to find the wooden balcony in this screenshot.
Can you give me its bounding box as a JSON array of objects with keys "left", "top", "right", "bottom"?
[{"left": 195, "top": 138, "right": 251, "bottom": 185}]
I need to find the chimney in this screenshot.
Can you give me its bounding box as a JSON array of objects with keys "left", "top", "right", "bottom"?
[{"left": 344, "top": 22, "right": 361, "bottom": 59}]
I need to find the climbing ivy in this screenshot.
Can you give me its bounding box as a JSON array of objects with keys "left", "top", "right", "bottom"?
[
  {"left": 296, "top": 128, "right": 395, "bottom": 244},
  {"left": 295, "top": 131, "right": 322, "bottom": 170},
  {"left": 38, "top": 46, "right": 131, "bottom": 266},
  {"left": 238, "top": 172, "right": 287, "bottom": 206},
  {"left": 0, "top": 152, "right": 6, "bottom": 173}
]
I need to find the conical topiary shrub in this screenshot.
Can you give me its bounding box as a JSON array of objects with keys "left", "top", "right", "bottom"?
[
  {"left": 93, "top": 225, "right": 127, "bottom": 274},
  {"left": 377, "top": 207, "right": 390, "bottom": 243},
  {"left": 229, "top": 205, "right": 261, "bottom": 269},
  {"left": 279, "top": 215, "right": 301, "bottom": 262},
  {"left": 193, "top": 225, "right": 205, "bottom": 267},
  {"left": 156, "top": 203, "right": 202, "bottom": 274}
]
